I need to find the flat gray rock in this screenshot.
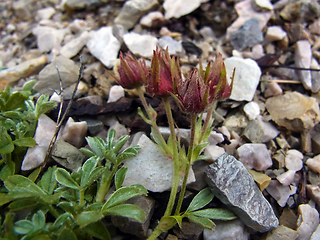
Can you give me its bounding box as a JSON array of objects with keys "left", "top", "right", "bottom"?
[{"left": 205, "top": 153, "right": 279, "bottom": 232}]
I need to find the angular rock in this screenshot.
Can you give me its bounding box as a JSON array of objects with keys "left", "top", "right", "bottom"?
[
  {"left": 60, "top": 31, "right": 90, "bottom": 59},
  {"left": 276, "top": 170, "right": 296, "bottom": 186},
  {"left": 140, "top": 11, "right": 165, "bottom": 28},
  {"left": 237, "top": 143, "right": 273, "bottom": 171},
  {"left": 311, "top": 224, "right": 320, "bottom": 240},
  {"left": 266, "top": 92, "right": 320, "bottom": 131},
  {"left": 62, "top": 117, "right": 87, "bottom": 148},
  {"left": 107, "top": 85, "right": 125, "bottom": 103},
  {"left": 205, "top": 153, "right": 279, "bottom": 232},
  {"left": 114, "top": 0, "right": 158, "bottom": 30},
  {"left": 296, "top": 204, "right": 319, "bottom": 240},
  {"left": 32, "top": 26, "right": 65, "bottom": 53},
  {"left": 173, "top": 221, "right": 204, "bottom": 240},
  {"left": 123, "top": 32, "right": 158, "bottom": 57},
  {"left": 265, "top": 26, "right": 287, "bottom": 42},
  {"left": 203, "top": 219, "right": 249, "bottom": 240},
  {"left": 87, "top": 27, "right": 121, "bottom": 68},
  {"left": 279, "top": 208, "right": 298, "bottom": 229},
  {"left": 306, "top": 154, "right": 320, "bottom": 173},
  {"left": 51, "top": 140, "right": 85, "bottom": 171},
  {"left": 225, "top": 57, "right": 261, "bottom": 101},
  {"left": 188, "top": 160, "right": 211, "bottom": 191},
  {"left": 266, "top": 180, "right": 297, "bottom": 207},
  {"left": 123, "top": 134, "right": 195, "bottom": 192},
  {"left": 243, "top": 101, "right": 260, "bottom": 120},
  {"left": 63, "top": 0, "right": 103, "bottom": 10},
  {"left": 253, "top": 0, "right": 273, "bottom": 10},
  {"left": 285, "top": 149, "right": 303, "bottom": 171},
  {"left": 224, "top": 112, "right": 248, "bottom": 132},
  {"left": 306, "top": 185, "right": 320, "bottom": 206},
  {"left": 204, "top": 145, "right": 225, "bottom": 162},
  {"left": 264, "top": 81, "right": 283, "bottom": 98},
  {"left": 248, "top": 169, "right": 271, "bottom": 191},
  {"left": 163, "top": 0, "right": 208, "bottom": 19},
  {"left": 230, "top": 18, "right": 263, "bottom": 50},
  {"left": 295, "top": 40, "right": 312, "bottom": 90},
  {"left": 280, "top": 0, "right": 320, "bottom": 23},
  {"left": 36, "top": 7, "right": 56, "bottom": 21},
  {"left": 111, "top": 196, "right": 155, "bottom": 239},
  {"left": 266, "top": 225, "right": 298, "bottom": 240},
  {"left": 158, "top": 36, "right": 183, "bottom": 55},
  {"left": 311, "top": 58, "right": 320, "bottom": 93}
]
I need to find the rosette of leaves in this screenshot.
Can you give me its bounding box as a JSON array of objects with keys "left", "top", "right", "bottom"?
[{"left": 0, "top": 130, "right": 147, "bottom": 239}]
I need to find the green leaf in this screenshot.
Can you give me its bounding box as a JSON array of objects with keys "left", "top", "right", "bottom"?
[
  {"left": 9, "top": 199, "right": 38, "bottom": 211},
  {"left": 187, "top": 214, "right": 215, "bottom": 230},
  {"left": 55, "top": 168, "right": 80, "bottom": 190},
  {"left": 81, "top": 157, "right": 98, "bottom": 187},
  {"left": 0, "top": 126, "right": 14, "bottom": 154},
  {"left": 58, "top": 228, "right": 77, "bottom": 240},
  {"left": 32, "top": 211, "right": 45, "bottom": 229},
  {"left": 5, "top": 175, "right": 46, "bottom": 195},
  {"left": 85, "top": 136, "right": 106, "bottom": 159},
  {"left": 83, "top": 221, "right": 111, "bottom": 240},
  {"left": 34, "top": 95, "right": 57, "bottom": 119},
  {"left": 106, "top": 129, "right": 116, "bottom": 150},
  {"left": 22, "top": 80, "right": 36, "bottom": 93},
  {"left": 191, "top": 142, "right": 209, "bottom": 163},
  {"left": 0, "top": 160, "right": 15, "bottom": 181},
  {"left": 38, "top": 167, "right": 57, "bottom": 194},
  {"left": 116, "top": 146, "right": 140, "bottom": 163},
  {"left": 56, "top": 202, "right": 76, "bottom": 215},
  {"left": 169, "top": 215, "right": 183, "bottom": 228},
  {"left": 186, "top": 188, "right": 214, "bottom": 212},
  {"left": 112, "top": 135, "right": 129, "bottom": 153},
  {"left": 102, "top": 184, "right": 147, "bottom": 210},
  {"left": 5, "top": 92, "right": 28, "bottom": 111},
  {"left": 76, "top": 211, "right": 104, "bottom": 228},
  {"left": 52, "top": 213, "right": 75, "bottom": 230},
  {"left": 103, "top": 204, "right": 146, "bottom": 222},
  {"left": 0, "top": 193, "right": 13, "bottom": 206},
  {"left": 14, "top": 220, "right": 34, "bottom": 234},
  {"left": 28, "top": 167, "right": 41, "bottom": 182},
  {"left": 13, "top": 137, "right": 36, "bottom": 147},
  {"left": 114, "top": 167, "right": 127, "bottom": 189},
  {"left": 191, "top": 208, "right": 237, "bottom": 220},
  {"left": 80, "top": 148, "right": 95, "bottom": 157}
]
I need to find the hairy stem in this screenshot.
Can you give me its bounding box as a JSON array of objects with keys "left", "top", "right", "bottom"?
[{"left": 96, "top": 165, "right": 118, "bottom": 202}]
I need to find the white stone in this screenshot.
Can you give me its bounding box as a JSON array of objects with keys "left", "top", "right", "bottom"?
[
  {"left": 21, "top": 114, "right": 57, "bottom": 171},
  {"left": 225, "top": 57, "right": 261, "bottom": 101},
  {"left": 306, "top": 155, "right": 320, "bottom": 174},
  {"left": 254, "top": 0, "right": 274, "bottom": 10},
  {"left": 87, "top": 27, "right": 121, "bottom": 68},
  {"left": 122, "top": 134, "right": 195, "bottom": 192},
  {"left": 61, "top": 31, "right": 90, "bottom": 58},
  {"left": 285, "top": 149, "right": 303, "bottom": 171},
  {"left": 32, "top": 26, "right": 65, "bottom": 52},
  {"left": 109, "top": 121, "right": 129, "bottom": 140},
  {"left": 205, "top": 145, "right": 225, "bottom": 161},
  {"left": 158, "top": 127, "right": 190, "bottom": 144},
  {"left": 237, "top": 143, "right": 272, "bottom": 171},
  {"left": 243, "top": 101, "right": 260, "bottom": 120},
  {"left": 264, "top": 81, "right": 283, "bottom": 98},
  {"left": 208, "top": 130, "right": 225, "bottom": 145},
  {"left": 265, "top": 26, "right": 287, "bottom": 42},
  {"left": 62, "top": 117, "right": 87, "bottom": 148},
  {"left": 163, "top": 0, "right": 208, "bottom": 19},
  {"left": 266, "top": 180, "right": 297, "bottom": 207},
  {"left": 276, "top": 170, "right": 296, "bottom": 186},
  {"left": 297, "top": 204, "right": 320, "bottom": 240},
  {"left": 36, "top": 7, "right": 55, "bottom": 20},
  {"left": 295, "top": 40, "right": 312, "bottom": 90},
  {"left": 140, "top": 11, "right": 164, "bottom": 27},
  {"left": 107, "top": 85, "right": 125, "bottom": 103},
  {"left": 123, "top": 32, "right": 158, "bottom": 58},
  {"left": 158, "top": 36, "right": 183, "bottom": 55},
  {"left": 310, "top": 224, "right": 320, "bottom": 240}
]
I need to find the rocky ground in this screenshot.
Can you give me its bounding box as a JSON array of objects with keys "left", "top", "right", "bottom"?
[{"left": 1, "top": 0, "right": 320, "bottom": 239}]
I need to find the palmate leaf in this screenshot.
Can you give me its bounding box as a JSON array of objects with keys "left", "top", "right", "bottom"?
[
  {"left": 34, "top": 95, "right": 57, "bottom": 119},
  {"left": 102, "top": 204, "right": 146, "bottom": 223},
  {"left": 186, "top": 188, "right": 214, "bottom": 212}
]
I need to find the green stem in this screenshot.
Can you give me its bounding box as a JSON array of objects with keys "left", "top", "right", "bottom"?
[
  {"left": 175, "top": 114, "right": 197, "bottom": 214},
  {"left": 47, "top": 205, "right": 60, "bottom": 219},
  {"left": 96, "top": 165, "right": 118, "bottom": 202},
  {"left": 199, "top": 102, "right": 215, "bottom": 143},
  {"left": 79, "top": 189, "right": 85, "bottom": 206}
]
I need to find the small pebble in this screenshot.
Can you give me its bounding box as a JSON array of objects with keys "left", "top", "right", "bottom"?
[{"left": 285, "top": 149, "right": 303, "bottom": 171}]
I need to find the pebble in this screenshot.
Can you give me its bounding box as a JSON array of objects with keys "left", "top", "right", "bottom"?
[
  {"left": 32, "top": 26, "right": 65, "bottom": 53},
  {"left": 296, "top": 204, "right": 319, "bottom": 240},
  {"left": 247, "top": 169, "right": 271, "bottom": 191},
  {"left": 0, "top": 55, "right": 47, "bottom": 87},
  {"left": 311, "top": 58, "right": 320, "bottom": 93},
  {"left": 311, "top": 224, "right": 320, "bottom": 240},
  {"left": 224, "top": 57, "right": 261, "bottom": 101},
  {"left": 61, "top": 117, "right": 87, "bottom": 148},
  {"left": 203, "top": 219, "right": 249, "bottom": 240},
  {"left": 237, "top": 143, "right": 273, "bottom": 171},
  {"left": 60, "top": 31, "right": 90, "bottom": 59},
  {"left": 309, "top": 19, "right": 320, "bottom": 35},
  {"left": 266, "top": 180, "right": 297, "bottom": 207},
  {"left": 158, "top": 127, "right": 190, "bottom": 144},
  {"left": 208, "top": 130, "right": 225, "bottom": 145},
  {"left": 163, "top": 0, "right": 207, "bottom": 19},
  {"left": 280, "top": 0, "right": 320, "bottom": 23},
  {"left": 140, "top": 11, "right": 165, "bottom": 28},
  {"left": 243, "top": 101, "right": 260, "bottom": 120},
  {"left": 62, "top": 0, "right": 102, "bottom": 10},
  {"left": 306, "top": 185, "right": 320, "bottom": 206},
  {"left": 123, "top": 32, "right": 158, "bottom": 57},
  {"left": 205, "top": 153, "right": 279, "bottom": 232},
  {"left": 21, "top": 114, "right": 57, "bottom": 171},
  {"left": 36, "top": 7, "right": 56, "bottom": 21},
  {"left": 266, "top": 225, "right": 298, "bottom": 240},
  {"left": 253, "top": 0, "right": 273, "bottom": 11},
  {"left": 204, "top": 145, "right": 225, "bottom": 162},
  {"left": 266, "top": 91, "right": 320, "bottom": 131},
  {"left": 107, "top": 85, "right": 125, "bottom": 103},
  {"left": 263, "top": 81, "right": 283, "bottom": 98},
  {"left": 306, "top": 154, "right": 320, "bottom": 174},
  {"left": 276, "top": 170, "right": 296, "bottom": 186},
  {"left": 265, "top": 26, "right": 287, "bottom": 42},
  {"left": 87, "top": 26, "right": 121, "bottom": 68},
  {"left": 158, "top": 36, "right": 183, "bottom": 55},
  {"left": 230, "top": 18, "right": 263, "bottom": 50},
  {"left": 122, "top": 134, "right": 195, "bottom": 192},
  {"left": 114, "top": 0, "right": 159, "bottom": 30},
  {"left": 285, "top": 149, "right": 303, "bottom": 171},
  {"left": 295, "top": 40, "right": 312, "bottom": 90},
  {"left": 173, "top": 221, "right": 204, "bottom": 240}
]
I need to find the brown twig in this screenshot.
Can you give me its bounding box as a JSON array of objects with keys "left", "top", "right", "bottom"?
[{"left": 260, "top": 79, "right": 301, "bottom": 84}]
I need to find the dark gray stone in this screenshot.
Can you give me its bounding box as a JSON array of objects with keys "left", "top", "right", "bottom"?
[
  {"left": 205, "top": 153, "right": 279, "bottom": 232},
  {"left": 230, "top": 18, "right": 263, "bottom": 50}
]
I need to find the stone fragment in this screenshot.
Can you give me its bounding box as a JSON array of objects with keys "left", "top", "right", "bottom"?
[
  {"left": 12, "top": 0, "right": 33, "bottom": 20},
  {"left": 285, "top": 149, "right": 303, "bottom": 171},
  {"left": 111, "top": 196, "right": 154, "bottom": 239},
  {"left": 237, "top": 143, "right": 273, "bottom": 171},
  {"left": 208, "top": 130, "right": 225, "bottom": 145},
  {"left": 163, "top": 0, "right": 208, "bottom": 19},
  {"left": 276, "top": 170, "right": 296, "bottom": 186},
  {"left": 243, "top": 117, "right": 280, "bottom": 143},
  {"left": 188, "top": 160, "right": 211, "bottom": 191},
  {"left": 32, "top": 26, "right": 65, "bottom": 53},
  {"left": 265, "top": 26, "right": 287, "bottom": 42},
  {"left": 248, "top": 169, "right": 271, "bottom": 191},
  {"left": 61, "top": 31, "right": 90, "bottom": 59},
  {"left": 266, "top": 180, "right": 297, "bottom": 207},
  {"left": 253, "top": 0, "right": 273, "bottom": 10},
  {"left": 63, "top": 0, "right": 102, "bottom": 10},
  {"left": 62, "top": 117, "right": 87, "bottom": 148},
  {"left": 123, "top": 134, "right": 195, "bottom": 192},
  {"left": 309, "top": 19, "right": 320, "bottom": 35},
  {"left": 87, "top": 27, "right": 121, "bottom": 68},
  {"left": 51, "top": 140, "right": 85, "bottom": 171},
  {"left": 81, "top": 118, "right": 104, "bottom": 135},
  {"left": 36, "top": 7, "right": 56, "bottom": 21},
  {"left": 158, "top": 127, "right": 190, "bottom": 145},
  {"left": 311, "top": 224, "right": 320, "bottom": 240},
  {"left": 243, "top": 101, "right": 260, "bottom": 120},
  {"left": 35, "top": 55, "right": 80, "bottom": 95},
  {"left": 204, "top": 145, "right": 225, "bottom": 162},
  {"left": 123, "top": 32, "right": 158, "bottom": 57},
  {"left": 205, "top": 153, "right": 279, "bottom": 232},
  {"left": 295, "top": 40, "right": 312, "bottom": 90},
  {"left": 114, "top": 0, "right": 158, "bottom": 30},
  {"left": 264, "top": 81, "right": 282, "bottom": 98},
  {"left": 280, "top": 0, "right": 320, "bottom": 22},
  {"left": 21, "top": 114, "right": 57, "bottom": 171},
  {"left": 266, "top": 225, "right": 298, "bottom": 240},
  {"left": 0, "top": 55, "right": 47, "bottom": 87},
  {"left": 312, "top": 133, "right": 320, "bottom": 154},
  {"left": 224, "top": 112, "right": 248, "bottom": 132},
  {"left": 224, "top": 57, "right": 261, "bottom": 101},
  {"left": 266, "top": 92, "right": 320, "bottom": 131},
  {"left": 107, "top": 85, "right": 125, "bottom": 103},
  {"left": 158, "top": 36, "right": 183, "bottom": 55},
  {"left": 279, "top": 208, "right": 297, "bottom": 229},
  {"left": 308, "top": 171, "right": 320, "bottom": 186},
  {"left": 307, "top": 155, "right": 320, "bottom": 173},
  {"left": 306, "top": 185, "right": 320, "bottom": 206},
  {"left": 140, "top": 11, "right": 165, "bottom": 28},
  {"left": 311, "top": 58, "right": 320, "bottom": 93},
  {"left": 173, "top": 221, "right": 204, "bottom": 240},
  {"left": 296, "top": 204, "right": 319, "bottom": 240},
  {"left": 230, "top": 18, "right": 263, "bottom": 50},
  {"left": 272, "top": 151, "right": 285, "bottom": 169}
]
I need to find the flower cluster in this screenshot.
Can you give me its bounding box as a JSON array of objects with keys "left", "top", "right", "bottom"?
[{"left": 112, "top": 47, "right": 234, "bottom": 113}]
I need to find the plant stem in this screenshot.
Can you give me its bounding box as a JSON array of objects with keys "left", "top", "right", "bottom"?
[
  {"left": 96, "top": 165, "right": 118, "bottom": 202},
  {"left": 79, "top": 189, "right": 85, "bottom": 206},
  {"left": 175, "top": 114, "right": 197, "bottom": 214}
]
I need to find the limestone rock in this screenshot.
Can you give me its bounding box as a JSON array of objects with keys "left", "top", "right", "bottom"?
[
  {"left": 237, "top": 143, "right": 273, "bottom": 171},
  {"left": 266, "top": 92, "right": 320, "bottom": 131},
  {"left": 63, "top": 0, "right": 103, "bottom": 10},
  {"left": 296, "top": 204, "right": 319, "bottom": 240},
  {"left": 107, "top": 85, "right": 125, "bottom": 103},
  {"left": 266, "top": 180, "right": 297, "bottom": 207},
  {"left": 87, "top": 27, "right": 121, "bottom": 68},
  {"left": 253, "top": 0, "right": 273, "bottom": 11},
  {"left": 123, "top": 134, "right": 195, "bottom": 192},
  {"left": 266, "top": 225, "right": 298, "bottom": 240},
  {"left": 123, "top": 32, "right": 158, "bottom": 57},
  {"left": 173, "top": 221, "right": 204, "bottom": 240},
  {"left": 280, "top": 0, "right": 320, "bottom": 23},
  {"left": 306, "top": 154, "right": 320, "bottom": 173},
  {"left": 276, "top": 170, "right": 296, "bottom": 186},
  {"left": 285, "top": 149, "right": 303, "bottom": 171},
  {"left": 243, "top": 101, "right": 260, "bottom": 120},
  {"left": 205, "top": 153, "right": 279, "bottom": 232},
  {"left": 265, "top": 26, "right": 287, "bottom": 42},
  {"left": 204, "top": 145, "right": 225, "bottom": 162},
  {"left": 264, "top": 81, "right": 283, "bottom": 98},
  {"left": 224, "top": 57, "right": 261, "bottom": 101},
  {"left": 163, "top": 0, "right": 208, "bottom": 19},
  {"left": 61, "top": 31, "right": 90, "bottom": 59},
  {"left": 295, "top": 40, "right": 312, "bottom": 90},
  {"left": 62, "top": 117, "right": 87, "bottom": 148},
  {"left": 32, "top": 26, "right": 65, "bottom": 53}
]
